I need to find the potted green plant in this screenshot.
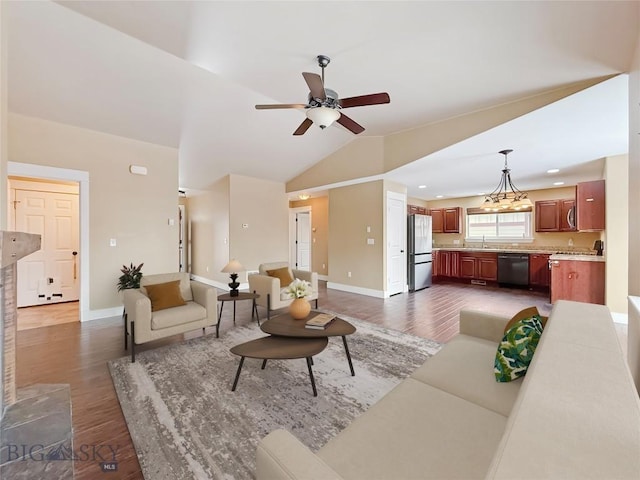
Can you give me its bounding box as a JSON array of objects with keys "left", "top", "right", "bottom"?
[{"left": 117, "top": 262, "right": 144, "bottom": 291}]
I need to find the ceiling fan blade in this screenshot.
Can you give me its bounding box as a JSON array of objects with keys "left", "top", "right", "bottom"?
[
  {"left": 337, "top": 113, "right": 365, "bottom": 134},
  {"left": 302, "top": 72, "right": 326, "bottom": 101},
  {"left": 339, "top": 92, "right": 390, "bottom": 109},
  {"left": 293, "top": 118, "right": 313, "bottom": 136},
  {"left": 255, "top": 103, "right": 307, "bottom": 110}
]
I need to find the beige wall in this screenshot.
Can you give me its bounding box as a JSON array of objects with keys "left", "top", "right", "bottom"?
[
  {"left": 604, "top": 155, "right": 629, "bottom": 314},
  {"left": 0, "top": 2, "right": 6, "bottom": 231},
  {"left": 8, "top": 114, "right": 179, "bottom": 311},
  {"left": 289, "top": 196, "right": 329, "bottom": 276},
  {"left": 187, "top": 177, "right": 230, "bottom": 285},
  {"left": 287, "top": 76, "right": 616, "bottom": 193},
  {"left": 628, "top": 23, "right": 640, "bottom": 392},
  {"left": 229, "top": 174, "right": 289, "bottom": 276},
  {"left": 328, "top": 181, "right": 384, "bottom": 290},
  {"left": 407, "top": 197, "right": 428, "bottom": 208},
  {"left": 426, "top": 186, "right": 601, "bottom": 249}
]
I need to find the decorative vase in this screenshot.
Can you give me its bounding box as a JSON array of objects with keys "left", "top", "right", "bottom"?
[{"left": 289, "top": 297, "right": 311, "bottom": 320}]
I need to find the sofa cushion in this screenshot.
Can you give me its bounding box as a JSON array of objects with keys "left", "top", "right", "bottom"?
[
  {"left": 494, "top": 315, "right": 544, "bottom": 382},
  {"left": 318, "top": 378, "right": 507, "bottom": 480},
  {"left": 151, "top": 301, "right": 206, "bottom": 330},
  {"left": 266, "top": 267, "right": 294, "bottom": 287},
  {"left": 144, "top": 280, "right": 186, "bottom": 312},
  {"left": 411, "top": 335, "right": 522, "bottom": 416}
]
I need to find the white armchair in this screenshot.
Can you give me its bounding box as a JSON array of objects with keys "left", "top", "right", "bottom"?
[
  {"left": 248, "top": 262, "right": 318, "bottom": 319},
  {"left": 122, "top": 272, "right": 217, "bottom": 362}
]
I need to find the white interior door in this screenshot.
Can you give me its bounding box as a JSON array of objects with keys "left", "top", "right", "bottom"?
[
  {"left": 15, "top": 189, "right": 79, "bottom": 306},
  {"left": 386, "top": 192, "right": 406, "bottom": 296},
  {"left": 296, "top": 212, "right": 311, "bottom": 271}
]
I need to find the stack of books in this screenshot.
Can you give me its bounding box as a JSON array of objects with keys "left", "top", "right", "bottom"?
[{"left": 305, "top": 313, "right": 336, "bottom": 330}]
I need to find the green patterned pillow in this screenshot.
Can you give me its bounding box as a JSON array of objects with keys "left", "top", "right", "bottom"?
[{"left": 494, "top": 315, "right": 544, "bottom": 382}]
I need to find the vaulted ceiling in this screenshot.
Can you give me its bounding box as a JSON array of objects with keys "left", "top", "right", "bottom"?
[{"left": 7, "top": 1, "right": 639, "bottom": 197}]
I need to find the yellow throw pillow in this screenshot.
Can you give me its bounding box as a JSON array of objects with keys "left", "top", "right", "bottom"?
[
  {"left": 266, "top": 267, "right": 294, "bottom": 286},
  {"left": 503, "top": 306, "right": 548, "bottom": 333},
  {"left": 145, "top": 280, "right": 186, "bottom": 312}
]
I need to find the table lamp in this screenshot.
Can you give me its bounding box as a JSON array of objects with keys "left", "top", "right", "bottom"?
[{"left": 221, "top": 259, "right": 245, "bottom": 297}]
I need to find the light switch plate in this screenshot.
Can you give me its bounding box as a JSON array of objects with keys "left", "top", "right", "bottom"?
[{"left": 109, "top": 238, "right": 117, "bottom": 247}]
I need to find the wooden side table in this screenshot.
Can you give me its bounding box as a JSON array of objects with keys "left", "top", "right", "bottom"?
[{"left": 217, "top": 291, "right": 260, "bottom": 337}]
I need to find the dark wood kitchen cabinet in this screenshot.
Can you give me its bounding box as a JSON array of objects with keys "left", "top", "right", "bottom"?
[
  {"left": 430, "top": 209, "right": 444, "bottom": 233},
  {"left": 550, "top": 259, "right": 605, "bottom": 305},
  {"left": 535, "top": 199, "right": 576, "bottom": 232},
  {"left": 576, "top": 180, "right": 605, "bottom": 231},
  {"left": 433, "top": 250, "right": 460, "bottom": 279},
  {"left": 529, "top": 254, "right": 551, "bottom": 287},
  {"left": 408, "top": 204, "right": 427, "bottom": 215},
  {"left": 535, "top": 200, "right": 561, "bottom": 232},
  {"left": 429, "top": 207, "right": 461, "bottom": 234},
  {"left": 459, "top": 252, "right": 497, "bottom": 281}
]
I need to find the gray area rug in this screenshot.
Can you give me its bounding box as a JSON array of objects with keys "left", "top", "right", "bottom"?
[{"left": 109, "top": 314, "right": 442, "bottom": 479}]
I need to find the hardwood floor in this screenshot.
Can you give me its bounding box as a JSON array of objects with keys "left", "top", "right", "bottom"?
[
  {"left": 13, "top": 282, "right": 622, "bottom": 479},
  {"left": 17, "top": 301, "right": 79, "bottom": 331}
]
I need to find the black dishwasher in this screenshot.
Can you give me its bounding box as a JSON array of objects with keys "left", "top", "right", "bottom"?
[{"left": 497, "top": 253, "right": 529, "bottom": 287}]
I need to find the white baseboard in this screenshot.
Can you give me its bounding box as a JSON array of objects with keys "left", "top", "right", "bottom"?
[
  {"left": 611, "top": 312, "right": 628, "bottom": 325},
  {"left": 327, "top": 282, "right": 386, "bottom": 299},
  {"left": 82, "top": 306, "right": 123, "bottom": 322},
  {"left": 318, "top": 274, "right": 329, "bottom": 282}
]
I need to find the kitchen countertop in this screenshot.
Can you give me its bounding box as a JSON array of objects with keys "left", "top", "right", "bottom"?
[
  {"left": 549, "top": 254, "right": 605, "bottom": 262},
  {"left": 433, "top": 247, "right": 603, "bottom": 260}
]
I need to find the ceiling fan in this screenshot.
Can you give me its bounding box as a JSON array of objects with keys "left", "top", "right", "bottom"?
[{"left": 255, "top": 55, "right": 391, "bottom": 136}]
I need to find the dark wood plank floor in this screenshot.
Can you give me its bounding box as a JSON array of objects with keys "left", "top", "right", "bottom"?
[{"left": 15, "top": 282, "right": 550, "bottom": 479}]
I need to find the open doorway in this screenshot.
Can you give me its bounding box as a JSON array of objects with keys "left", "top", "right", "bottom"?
[{"left": 9, "top": 176, "right": 80, "bottom": 330}]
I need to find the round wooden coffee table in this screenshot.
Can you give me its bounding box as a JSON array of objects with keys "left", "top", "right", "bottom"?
[
  {"left": 261, "top": 311, "right": 357, "bottom": 376},
  {"left": 230, "top": 336, "right": 328, "bottom": 396}
]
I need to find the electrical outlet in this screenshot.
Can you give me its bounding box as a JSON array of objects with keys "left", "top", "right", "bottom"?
[
  {"left": 109, "top": 238, "right": 116, "bottom": 247},
  {"left": 322, "top": 263, "right": 326, "bottom": 269},
  {"left": 367, "top": 238, "right": 375, "bottom": 245},
  {"left": 348, "top": 271, "right": 352, "bottom": 278}
]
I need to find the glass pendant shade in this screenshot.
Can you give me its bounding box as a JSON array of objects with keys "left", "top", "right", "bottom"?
[{"left": 306, "top": 106, "right": 341, "bottom": 129}]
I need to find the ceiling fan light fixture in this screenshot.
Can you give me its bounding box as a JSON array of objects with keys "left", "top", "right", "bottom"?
[{"left": 306, "top": 106, "right": 340, "bottom": 129}]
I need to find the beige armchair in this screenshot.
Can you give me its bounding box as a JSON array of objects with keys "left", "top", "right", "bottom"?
[
  {"left": 123, "top": 272, "right": 217, "bottom": 362},
  {"left": 248, "top": 262, "right": 318, "bottom": 320}
]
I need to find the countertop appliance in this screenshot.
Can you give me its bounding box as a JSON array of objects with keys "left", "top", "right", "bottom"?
[
  {"left": 593, "top": 240, "right": 604, "bottom": 256},
  {"left": 497, "top": 252, "right": 529, "bottom": 287},
  {"left": 408, "top": 214, "right": 432, "bottom": 292}
]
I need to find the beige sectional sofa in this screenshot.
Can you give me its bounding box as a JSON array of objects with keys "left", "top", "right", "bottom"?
[{"left": 256, "top": 300, "right": 640, "bottom": 479}]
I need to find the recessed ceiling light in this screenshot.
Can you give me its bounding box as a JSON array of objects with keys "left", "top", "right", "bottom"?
[
  {"left": 547, "top": 168, "right": 560, "bottom": 174},
  {"left": 418, "top": 185, "right": 427, "bottom": 189},
  {"left": 553, "top": 181, "right": 564, "bottom": 186},
  {"left": 435, "top": 195, "right": 444, "bottom": 198}
]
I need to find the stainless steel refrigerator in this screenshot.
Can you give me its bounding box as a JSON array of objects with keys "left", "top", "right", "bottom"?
[{"left": 408, "top": 214, "right": 433, "bottom": 291}]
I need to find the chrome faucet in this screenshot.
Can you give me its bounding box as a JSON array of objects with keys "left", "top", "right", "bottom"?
[{"left": 482, "top": 235, "right": 486, "bottom": 249}]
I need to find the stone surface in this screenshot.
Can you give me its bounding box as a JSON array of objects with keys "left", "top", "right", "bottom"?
[{"left": 0, "top": 384, "right": 73, "bottom": 479}]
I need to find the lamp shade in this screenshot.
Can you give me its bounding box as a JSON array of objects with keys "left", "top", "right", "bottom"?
[
  {"left": 221, "top": 259, "right": 245, "bottom": 273},
  {"left": 306, "top": 106, "right": 340, "bottom": 129}
]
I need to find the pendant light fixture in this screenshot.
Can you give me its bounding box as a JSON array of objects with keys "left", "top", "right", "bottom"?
[{"left": 480, "top": 149, "right": 532, "bottom": 212}]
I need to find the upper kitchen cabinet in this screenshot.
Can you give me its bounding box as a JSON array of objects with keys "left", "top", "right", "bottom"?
[
  {"left": 535, "top": 199, "right": 576, "bottom": 232},
  {"left": 430, "top": 207, "right": 461, "bottom": 233},
  {"left": 535, "top": 200, "right": 561, "bottom": 232},
  {"left": 576, "top": 180, "right": 605, "bottom": 231},
  {"left": 408, "top": 204, "right": 427, "bottom": 215}
]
